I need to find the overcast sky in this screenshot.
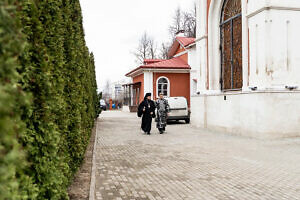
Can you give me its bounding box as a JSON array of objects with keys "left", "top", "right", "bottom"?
[{"left": 80, "top": 0, "right": 195, "bottom": 91}]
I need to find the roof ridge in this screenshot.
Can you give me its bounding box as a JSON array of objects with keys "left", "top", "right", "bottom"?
[{"left": 126, "top": 57, "right": 190, "bottom": 77}]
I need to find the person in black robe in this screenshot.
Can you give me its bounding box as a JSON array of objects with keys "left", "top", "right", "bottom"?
[{"left": 137, "top": 93, "right": 156, "bottom": 135}]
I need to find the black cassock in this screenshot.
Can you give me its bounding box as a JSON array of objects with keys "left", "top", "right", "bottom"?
[{"left": 138, "top": 99, "right": 156, "bottom": 133}]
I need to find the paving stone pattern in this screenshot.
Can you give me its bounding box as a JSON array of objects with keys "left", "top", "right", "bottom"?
[{"left": 94, "top": 111, "right": 300, "bottom": 200}]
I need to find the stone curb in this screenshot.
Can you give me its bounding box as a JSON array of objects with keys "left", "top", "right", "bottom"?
[{"left": 89, "top": 119, "right": 99, "bottom": 200}]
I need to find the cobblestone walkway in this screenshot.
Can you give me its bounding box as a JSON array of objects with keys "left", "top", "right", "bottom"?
[{"left": 94, "top": 111, "right": 300, "bottom": 200}]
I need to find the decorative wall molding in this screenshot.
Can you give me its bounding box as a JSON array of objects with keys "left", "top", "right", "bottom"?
[{"left": 247, "top": 6, "right": 300, "bottom": 18}]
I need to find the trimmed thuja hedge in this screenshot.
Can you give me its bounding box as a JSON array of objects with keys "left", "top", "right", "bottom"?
[{"left": 0, "top": 0, "right": 100, "bottom": 199}]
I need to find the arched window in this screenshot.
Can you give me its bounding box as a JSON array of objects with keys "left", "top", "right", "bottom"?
[
  {"left": 220, "top": 0, "right": 243, "bottom": 90},
  {"left": 157, "top": 77, "right": 169, "bottom": 97}
]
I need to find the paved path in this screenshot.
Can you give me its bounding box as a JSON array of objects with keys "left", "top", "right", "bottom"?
[{"left": 93, "top": 111, "right": 300, "bottom": 200}]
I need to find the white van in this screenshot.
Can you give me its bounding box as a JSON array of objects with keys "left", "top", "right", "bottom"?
[{"left": 165, "top": 97, "right": 190, "bottom": 123}]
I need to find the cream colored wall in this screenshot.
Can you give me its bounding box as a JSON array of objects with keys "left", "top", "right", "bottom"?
[
  {"left": 248, "top": 1, "right": 300, "bottom": 90},
  {"left": 190, "top": 0, "right": 300, "bottom": 138},
  {"left": 188, "top": 47, "right": 199, "bottom": 95},
  {"left": 196, "top": 0, "right": 208, "bottom": 92},
  {"left": 191, "top": 92, "right": 300, "bottom": 139}
]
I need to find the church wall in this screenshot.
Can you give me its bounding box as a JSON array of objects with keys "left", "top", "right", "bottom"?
[
  {"left": 190, "top": 0, "right": 300, "bottom": 138},
  {"left": 191, "top": 92, "right": 300, "bottom": 139},
  {"left": 195, "top": 0, "right": 208, "bottom": 92},
  {"left": 248, "top": 1, "right": 300, "bottom": 89},
  {"left": 188, "top": 47, "right": 199, "bottom": 96}
]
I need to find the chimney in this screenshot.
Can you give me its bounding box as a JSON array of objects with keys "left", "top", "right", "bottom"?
[{"left": 176, "top": 30, "right": 185, "bottom": 37}]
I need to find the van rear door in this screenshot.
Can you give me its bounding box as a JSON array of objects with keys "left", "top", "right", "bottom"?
[{"left": 167, "top": 97, "right": 188, "bottom": 117}]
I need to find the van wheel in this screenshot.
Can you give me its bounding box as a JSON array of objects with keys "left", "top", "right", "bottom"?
[{"left": 185, "top": 118, "right": 190, "bottom": 124}]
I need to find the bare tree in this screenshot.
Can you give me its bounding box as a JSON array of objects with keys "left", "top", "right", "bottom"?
[
  {"left": 159, "top": 42, "right": 171, "bottom": 59},
  {"left": 136, "top": 32, "right": 149, "bottom": 63},
  {"left": 168, "top": 4, "right": 197, "bottom": 39},
  {"left": 168, "top": 7, "right": 184, "bottom": 39},
  {"left": 148, "top": 37, "right": 157, "bottom": 59},
  {"left": 133, "top": 32, "right": 158, "bottom": 64},
  {"left": 133, "top": 3, "right": 196, "bottom": 64},
  {"left": 183, "top": 3, "right": 196, "bottom": 38}
]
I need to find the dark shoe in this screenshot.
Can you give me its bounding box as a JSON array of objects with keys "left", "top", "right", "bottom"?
[{"left": 147, "top": 132, "right": 151, "bottom": 135}]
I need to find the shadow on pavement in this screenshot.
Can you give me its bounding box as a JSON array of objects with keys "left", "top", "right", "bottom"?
[{"left": 167, "top": 120, "right": 187, "bottom": 125}]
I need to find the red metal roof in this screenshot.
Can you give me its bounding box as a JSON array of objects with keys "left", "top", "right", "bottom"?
[
  {"left": 125, "top": 57, "right": 190, "bottom": 77},
  {"left": 143, "top": 57, "right": 190, "bottom": 69},
  {"left": 176, "top": 37, "right": 195, "bottom": 47},
  {"left": 167, "top": 36, "right": 196, "bottom": 58}
]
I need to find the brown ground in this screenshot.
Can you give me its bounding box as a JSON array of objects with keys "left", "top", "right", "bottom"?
[{"left": 68, "top": 123, "right": 96, "bottom": 200}]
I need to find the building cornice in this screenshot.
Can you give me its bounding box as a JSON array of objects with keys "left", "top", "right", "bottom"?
[
  {"left": 191, "top": 88, "right": 300, "bottom": 97},
  {"left": 247, "top": 6, "right": 300, "bottom": 18}
]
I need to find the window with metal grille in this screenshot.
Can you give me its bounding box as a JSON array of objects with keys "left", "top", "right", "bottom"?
[
  {"left": 220, "top": 0, "right": 243, "bottom": 90},
  {"left": 157, "top": 77, "right": 169, "bottom": 96}
]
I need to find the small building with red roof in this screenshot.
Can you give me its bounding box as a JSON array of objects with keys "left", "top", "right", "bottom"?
[{"left": 124, "top": 36, "right": 196, "bottom": 112}]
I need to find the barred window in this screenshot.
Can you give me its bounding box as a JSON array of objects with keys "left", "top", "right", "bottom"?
[
  {"left": 220, "top": 0, "right": 243, "bottom": 90},
  {"left": 157, "top": 77, "right": 169, "bottom": 97}
]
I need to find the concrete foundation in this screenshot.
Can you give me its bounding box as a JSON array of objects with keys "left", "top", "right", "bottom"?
[{"left": 191, "top": 91, "right": 300, "bottom": 139}]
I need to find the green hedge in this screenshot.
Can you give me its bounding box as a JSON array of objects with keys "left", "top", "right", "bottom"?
[{"left": 0, "top": 0, "right": 100, "bottom": 199}]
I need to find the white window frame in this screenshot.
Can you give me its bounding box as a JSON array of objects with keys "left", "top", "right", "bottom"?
[{"left": 156, "top": 76, "right": 170, "bottom": 98}]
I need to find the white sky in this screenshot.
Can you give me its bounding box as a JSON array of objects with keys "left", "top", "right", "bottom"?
[{"left": 80, "top": 0, "right": 195, "bottom": 91}]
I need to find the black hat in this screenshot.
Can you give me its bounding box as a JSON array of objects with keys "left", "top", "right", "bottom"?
[{"left": 144, "top": 93, "right": 151, "bottom": 100}]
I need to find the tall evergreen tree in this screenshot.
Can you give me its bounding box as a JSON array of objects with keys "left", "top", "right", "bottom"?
[
  {"left": 0, "top": 0, "right": 100, "bottom": 198},
  {"left": 0, "top": 0, "right": 37, "bottom": 199},
  {"left": 62, "top": 0, "right": 87, "bottom": 173},
  {"left": 20, "top": 0, "right": 68, "bottom": 199}
]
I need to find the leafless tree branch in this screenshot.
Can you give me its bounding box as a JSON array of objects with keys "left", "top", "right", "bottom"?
[
  {"left": 159, "top": 42, "right": 171, "bottom": 59},
  {"left": 169, "top": 3, "right": 197, "bottom": 39},
  {"left": 134, "top": 32, "right": 158, "bottom": 64}
]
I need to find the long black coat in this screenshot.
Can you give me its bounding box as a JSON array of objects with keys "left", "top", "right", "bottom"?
[{"left": 138, "top": 99, "right": 156, "bottom": 133}]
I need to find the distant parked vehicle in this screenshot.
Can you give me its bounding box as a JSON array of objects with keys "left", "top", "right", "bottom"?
[
  {"left": 100, "top": 99, "right": 107, "bottom": 111},
  {"left": 165, "top": 97, "right": 190, "bottom": 124}
]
